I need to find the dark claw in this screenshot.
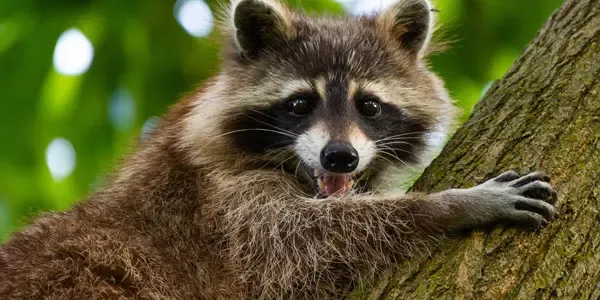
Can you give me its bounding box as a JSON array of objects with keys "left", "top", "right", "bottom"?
[
  {"left": 550, "top": 191, "right": 559, "bottom": 205},
  {"left": 521, "top": 181, "right": 554, "bottom": 200},
  {"left": 542, "top": 174, "right": 551, "bottom": 183},
  {"left": 494, "top": 170, "right": 520, "bottom": 183},
  {"left": 511, "top": 172, "right": 550, "bottom": 187},
  {"left": 514, "top": 198, "right": 556, "bottom": 221},
  {"left": 506, "top": 211, "right": 547, "bottom": 231}
]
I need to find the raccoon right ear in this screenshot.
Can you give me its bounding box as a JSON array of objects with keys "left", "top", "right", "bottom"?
[
  {"left": 377, "top": 0, "right": 434, "bottom": 58},
  {"left": 230, "top": 0, "right": 294, "bottom": 59}
]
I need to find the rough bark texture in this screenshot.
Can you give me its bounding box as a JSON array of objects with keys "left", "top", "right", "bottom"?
[{"left": 352, "top": 0, "right": 600, "bottom": 298}]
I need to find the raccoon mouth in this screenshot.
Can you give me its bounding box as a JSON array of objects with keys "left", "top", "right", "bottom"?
[{"left": 313, "top": 169, "right": 357, "bottom": 197}]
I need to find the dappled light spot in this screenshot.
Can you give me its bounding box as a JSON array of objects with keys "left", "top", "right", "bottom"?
[
  {"left": 45, "top": 138, "right": 76, "bottom": 182},
  {"left": 175, "top": 0, "right": 213, "bottom": 38},
  {"left": 141, "top": 117, "right": 160, "bottom": 141},
  {"left": 109, "top": 89, "right": 136, "bottom": 132},
  {"left": 339, "top": 0, "right": 398, "bottom": 15},
  {"left": 53, "top": 28, "right": 94, "bottom": 76}
]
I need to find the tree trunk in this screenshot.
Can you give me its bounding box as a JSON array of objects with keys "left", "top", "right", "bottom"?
[{"left": 352, "top": 0, "right": 600, "bottom": 298}]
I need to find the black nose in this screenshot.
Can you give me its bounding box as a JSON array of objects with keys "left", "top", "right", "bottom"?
[{"left": 320, "top": 142, "right": 359, "bottom": 173}]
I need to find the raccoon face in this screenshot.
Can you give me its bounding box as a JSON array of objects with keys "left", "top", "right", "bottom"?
[{"left": 221, "top": 0, "right": 452, "bottom": 197}]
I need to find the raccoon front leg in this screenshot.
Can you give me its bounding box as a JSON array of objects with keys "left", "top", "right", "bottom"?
[{"left": 222, "top": 172, "right": 557, "bottom": 297}]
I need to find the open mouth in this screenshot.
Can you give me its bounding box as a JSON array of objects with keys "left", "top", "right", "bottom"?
[{"left": 312, "top": 169, "right": 357, "bottom": 197}]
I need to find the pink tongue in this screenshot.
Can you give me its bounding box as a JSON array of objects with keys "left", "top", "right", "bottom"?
[{"left": 322, "top": 174, "right": 349, "bottom": 196}]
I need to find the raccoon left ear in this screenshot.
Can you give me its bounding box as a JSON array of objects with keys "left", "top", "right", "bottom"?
[
  {"left": 230, "top": 0, "right": 294, "bottom": 59},
  {"left": 377, "top": 0, "right": 434, "bottom": 58}
]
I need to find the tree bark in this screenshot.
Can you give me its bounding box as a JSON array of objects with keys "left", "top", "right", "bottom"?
[{"left": 352, "top": 0, "right": 600, "bottom": 298}]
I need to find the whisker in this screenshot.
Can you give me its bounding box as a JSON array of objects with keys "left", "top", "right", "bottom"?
[
  {"left": 376, "top": 145, "right": 415, "bottom": 156},
  {"left": 378, "top": 132, "right": 528, "bottom": 146},
  {"left": 375, "top": 154, "right": 399, "bottom": 169},
  {"left": 357, "top": 171, "right": 371, "bottom": 194},
  {"left": 376, "top": 141, "right": 414, "bottom": 148},
  {"left": 378, "top": 148, "right": 410, "bottom": 168},
  {"left": 262, "top": 148, "right": 292, "bottom": 164},
  {"left": 376, "top": 136, "right": 425, "bottom": 143},
  {"left": 193, "top": 128, "right": 296, "bottom": 154},
  {"left": 241, "top": 113, "right": 299, "bottom": 137},
  {"left": 376, "top": 132, "right": 429, "bottom": 143},
  {"left": 247, "top": 108, "right": 281, "bottom": 122},
  {"left": 270, "top": 149, "right": 298, "bottom": 169},
  {"left": 275, "top": 154, "right": 297, "bottom": 170},
  {"left": 294, "top": 160, "right": 303, "bottom": 179},
  {"left": 354, "top": 169, "right": 373, "bottom": 194},
  {"left": 217, "top": 128, "right": 297, "bottom": 139}
]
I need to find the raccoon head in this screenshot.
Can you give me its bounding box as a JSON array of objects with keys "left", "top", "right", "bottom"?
[{"left": 204, "top": 0, "right": 453, "bottom": 197}]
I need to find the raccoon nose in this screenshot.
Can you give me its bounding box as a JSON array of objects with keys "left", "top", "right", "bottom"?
[{"left": 320, "top": 142, "right": 359, "bottom": 173}]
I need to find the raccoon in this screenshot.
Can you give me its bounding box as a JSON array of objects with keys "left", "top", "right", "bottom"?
[{"left": 0, "top": 0, "right": 558, "bottom": 299}]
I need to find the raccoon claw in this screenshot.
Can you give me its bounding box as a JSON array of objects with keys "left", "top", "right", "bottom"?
[
  {"left": 510, "top": 211, "right": 549, "bottom": 231},
  {"left": 514, "top": 197, "right": 558, "bottom": 221},
  {"left": 493, "top": 170, "right": 520, "bottom": 183},
  {"left": 510, "top": 171, "right": 551, "bottom": 187},
  {"left": 518, "top": 180, "right": 553, "bottom": 201}
]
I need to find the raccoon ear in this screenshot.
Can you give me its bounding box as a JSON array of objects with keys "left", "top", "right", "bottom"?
[
  {"left": 377, "top": 0, "right": 434, "bottom": 58},
  {"left": 231, "top": 0, "right": 294, "bottom": 58}
]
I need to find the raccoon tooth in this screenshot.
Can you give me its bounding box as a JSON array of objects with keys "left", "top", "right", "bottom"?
[{"left": 317, "top": 177, "right": 325, "bottom": 191}]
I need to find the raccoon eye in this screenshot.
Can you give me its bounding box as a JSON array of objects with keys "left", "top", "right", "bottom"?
[
  {"left": 358, "top": 97, "right": 382, "bottom": 117},
  {"left": 287, "top": 98, "right": 313, "bottom": 116}
]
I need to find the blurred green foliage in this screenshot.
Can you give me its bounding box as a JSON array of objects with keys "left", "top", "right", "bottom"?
[{"left": 0, "top": 0, "right": 562, "bottom": 240}]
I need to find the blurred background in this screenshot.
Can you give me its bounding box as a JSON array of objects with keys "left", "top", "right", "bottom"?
[{"left": 0, "top": 0, "right": 563, "bottom": 240}]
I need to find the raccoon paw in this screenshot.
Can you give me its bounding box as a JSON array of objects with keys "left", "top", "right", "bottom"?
[{"left": 453, "top": 171, "right": 559, "bottom": 231}]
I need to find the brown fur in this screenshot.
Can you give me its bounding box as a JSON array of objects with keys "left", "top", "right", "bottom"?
[{"left": 0, "top": 1, "right": 460, "bottom": 299}]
